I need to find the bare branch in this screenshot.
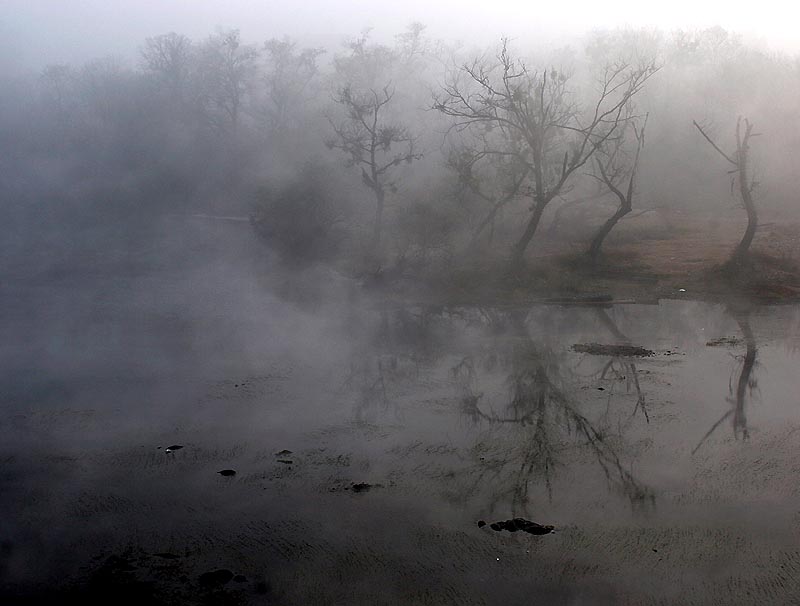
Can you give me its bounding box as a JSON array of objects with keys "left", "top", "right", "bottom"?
[{"left": 693, "top": 120, "right": 737, "bottom": 165}]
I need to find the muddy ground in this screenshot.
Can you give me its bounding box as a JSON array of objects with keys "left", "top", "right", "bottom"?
[{"left": 426, "top": 211, "right": 800, "bottom": 305}]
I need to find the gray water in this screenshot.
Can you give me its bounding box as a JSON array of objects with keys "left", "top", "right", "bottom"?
[{"left": 2, "top": 224, "right": 800, "bottom": 604}]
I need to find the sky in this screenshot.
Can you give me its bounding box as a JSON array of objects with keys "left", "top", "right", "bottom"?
[{"left": 1, "top": 0, "right": 798, "bottom": 74}]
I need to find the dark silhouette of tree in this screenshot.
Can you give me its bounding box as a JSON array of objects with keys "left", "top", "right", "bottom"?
[
  {"left": 326, "top": 85, "right": 422, "bottom": 251},
  {"left": 446, "top": 129, "right": 530, "bottom": 251},
  {"left": 693, "top": 117, "right": 760, "bottom": 266},
  {"left": 587, "top": 112, "right": 648, "bottom": 261},
  {"left": 434, "top": 39, "right": 658, "bottom": 268}
]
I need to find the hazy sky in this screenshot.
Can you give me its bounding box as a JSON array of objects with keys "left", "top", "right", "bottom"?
[{"left": 2, "top": 0, "right": 798, "bottom": 73}]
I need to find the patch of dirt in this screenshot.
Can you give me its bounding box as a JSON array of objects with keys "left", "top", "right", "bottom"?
[{"left": 415, "top": 213, "right": 800, "bottom": 306}]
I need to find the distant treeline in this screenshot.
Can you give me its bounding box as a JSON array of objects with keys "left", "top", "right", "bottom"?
[{"left": 2, "top": 24, "right": 798, "bottom": 273}]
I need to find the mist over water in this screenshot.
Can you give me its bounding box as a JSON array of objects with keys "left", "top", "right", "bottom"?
[{"left": 2, "top": 2, "right": 800, "bottom": 604}]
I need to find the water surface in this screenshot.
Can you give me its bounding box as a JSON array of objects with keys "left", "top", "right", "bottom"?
[{"left": 3, "top": 241, "right": 800, "bottom": 604}]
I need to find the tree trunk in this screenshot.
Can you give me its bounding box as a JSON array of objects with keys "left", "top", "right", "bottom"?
[
  {"left": 371, "top": 190, "right": 385, "bottom": 251},
  {"left": 731, "top": 174, "right": 757, "bottom": 264},
  {"left": 465, "top": 200, "right": 504, "bottom": 252},
  {"left": 587, "top": 202, "right": 632, "bottom": 261},
  {"left": 511, "top": 201, "right": 547, "bottom": 268}
]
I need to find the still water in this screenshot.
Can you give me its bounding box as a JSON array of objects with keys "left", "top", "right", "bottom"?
[{"left": 2, "top": 260, "right": 800, "bottom": 604}]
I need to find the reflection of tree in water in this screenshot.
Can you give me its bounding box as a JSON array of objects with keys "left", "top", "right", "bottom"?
[
  {"left": 342, "top": 306, "right": 451, "bottom": 421},
  {"left": 453, "top": 309, "right": 653, "bottom": 517},
  {"left": 582, "top": 308, "right": 648, "bottom": 423},
  {"left": 693, "top": 307, "right": 759, "bottom": 454}
]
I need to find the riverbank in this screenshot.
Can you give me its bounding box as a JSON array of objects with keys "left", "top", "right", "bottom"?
[{"left": 382, "top": 212, "right": 800, "bottom": 306}]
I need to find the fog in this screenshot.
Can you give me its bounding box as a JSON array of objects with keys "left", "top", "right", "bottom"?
[
  {"left": 3, "top": 0, "right": 800, "bottom": 73},
  {"left": 2, "top": 2, "right": 800, "bottom": 604}
]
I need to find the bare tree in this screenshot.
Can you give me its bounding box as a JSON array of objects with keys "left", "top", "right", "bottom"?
[
  {"left": 197, "top": 29, "right": 259, "bottom": 133},
  {"left": 434, "top": 39, "right": 658, "bottom": 268},
  {"left": 586, "top": 112, "right": 648, "bottom": 261},
  {"left": 262, "top": 37, "right": 324, "bottom": 133},
  {"left": 141, "top": 32, "right": 193, "bottom": 97},
  {"left": 693, "top": 117, "right": 760, "bottom": 266},
  {"left": 326, "top": 85, "right": 422, "bottom": 251},
  {"left": 446, "top": 126, "right": 530, "bottom": 251},
  {"left": 333, "top": 29, "right": 397, "bottom": 90}
]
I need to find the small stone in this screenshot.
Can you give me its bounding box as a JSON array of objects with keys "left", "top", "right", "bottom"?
[
  {"left": 486, "top": 518, "right": 555, "bottom": 535},
  {"left": 255, "top": 581, "right": 271, "bottom": 594},
  {"left": 199, "top": 569, "right": 234, "bottom": 586},
  {"left": 217, "top": 469, "right": 236, "bottom": 477}
]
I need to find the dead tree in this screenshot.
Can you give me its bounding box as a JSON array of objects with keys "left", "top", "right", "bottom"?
[
  {"left": 693, "top": 117, "right": 760, "bottom": 266},
  {"left": 447, "top": 137, "right": 530, "bottom": 251},
  {"left": 434, "top": 39, "right": 657, "bottom": 268},
  {"left": 587, "top": 112, "right": 648, "bottom": 261},
  {"left": 327, "top": 84, "right": 422, "bottom": 251}
]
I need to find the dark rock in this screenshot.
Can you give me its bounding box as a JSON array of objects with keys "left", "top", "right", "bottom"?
[
  {"left": 101, "top": 555, "right": 137, "bottom": 572},
  {"left": 276, "top": 459, "right": 293, "bottom": 464},
  {"left": 165, "top": 445, "right": 183, "bottom": 453},
  {"left": 572, "top": 343, "right": 654, "bottom": 357},
  {"left": 217, "top": 469, "right": 236, "bottom": 476},
  {"left": 706, "top": 336, "right": 743, "bottom": 347},
  {"left": 255, "top": 580, "right": 271, "bottom": 594},
  {"left": 486, "top": 518, "right": 554, "bottom": 535},
  {"left": 199, "top": 569, "right": 234, "bottom": 587},
  {"left": 351, "top": 482, "right": 372, "bottom": 492},
  {"left": 275, "top": 449, "right": 293, "bottom": 456},
  {"left": 477, "top": 520, "right": 486, "bottom": 528}
]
